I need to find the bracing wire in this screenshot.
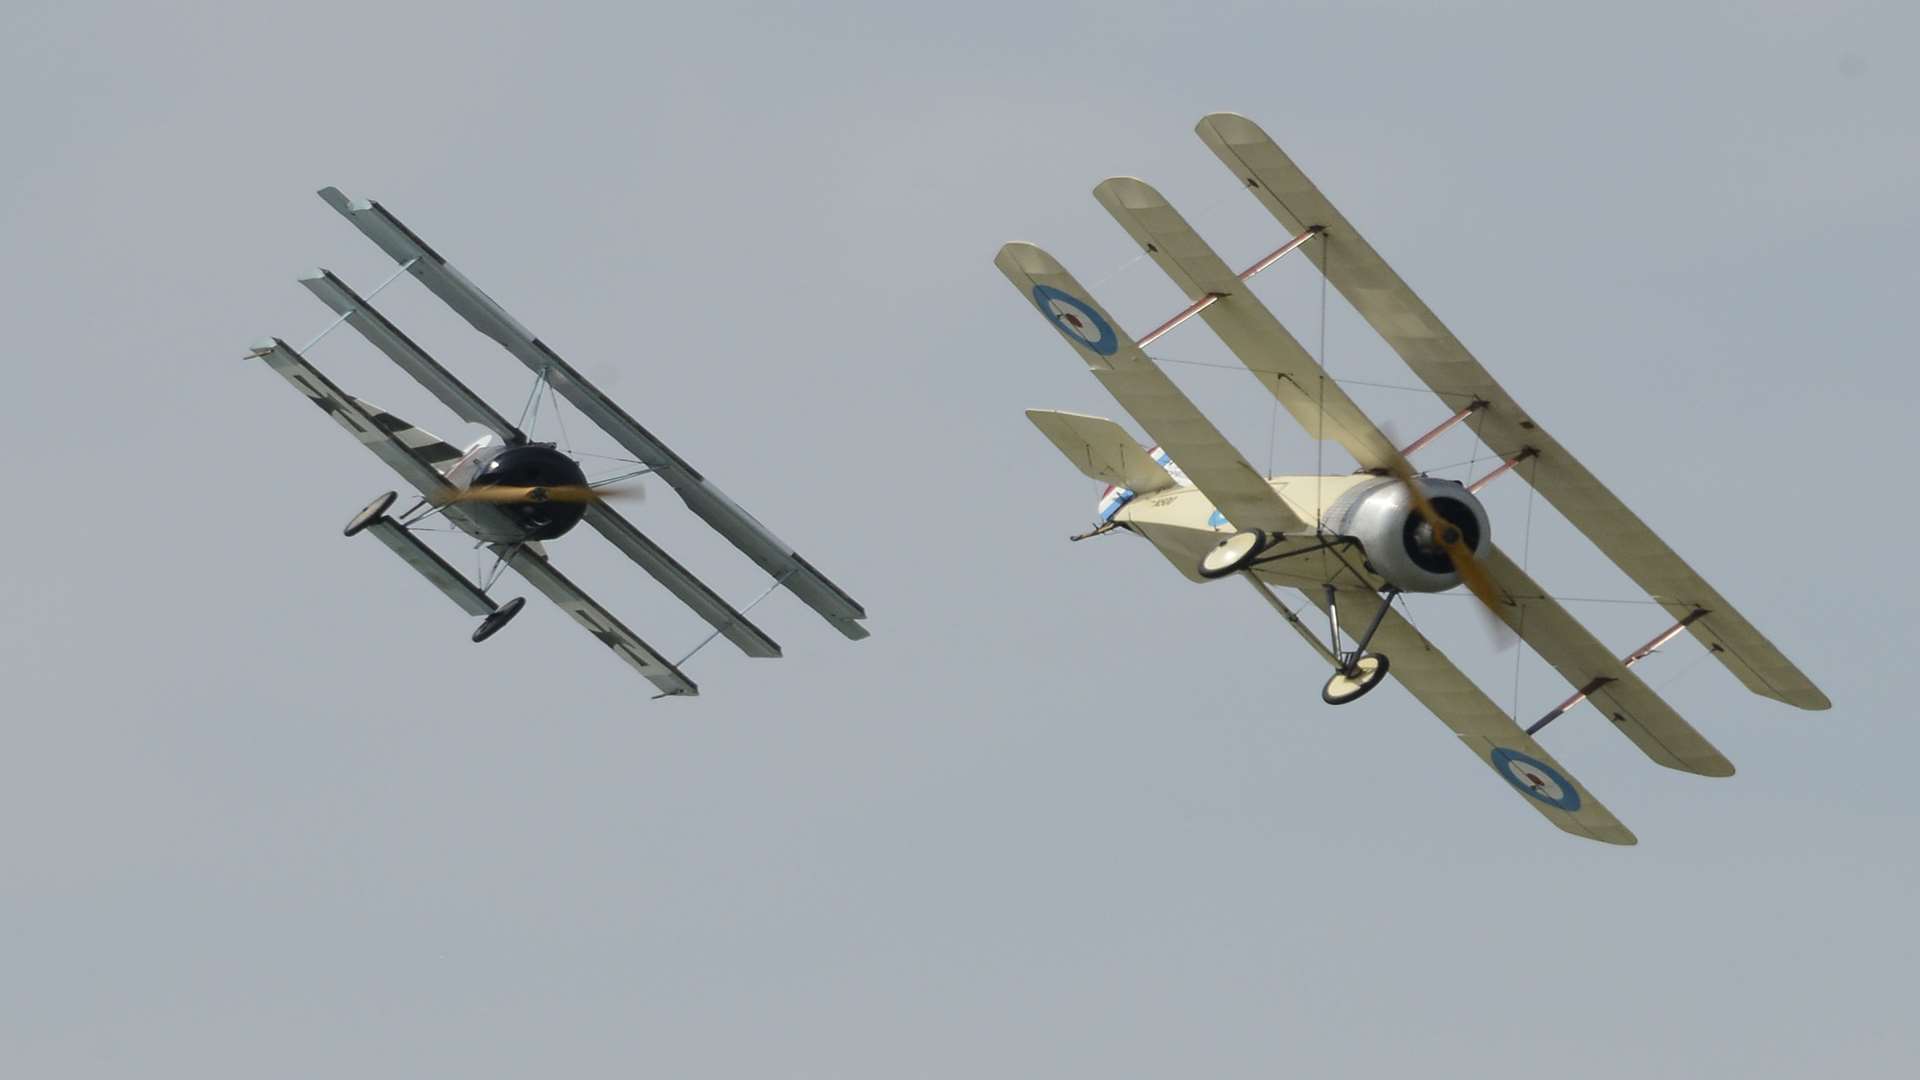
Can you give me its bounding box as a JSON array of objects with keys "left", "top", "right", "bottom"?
[
  {"left": 1651, "top": 646, "right": 1719, "bottom": 692},
  {"left": 516, "top": 369, "right": 547, "bottom": 434},
  {"left": 547, "top": 375, "right": 575, "bottom": 453},
  {"left": 1509, "top": 454, "right": 1543, "bottom": 720},
  {"left": 572, "top": 450, "right": 650, "bottom": 467},
  {"left": 1313, "top": 231, "right": 1329, "bottom": 532},
  {"left": 1151, "top": 352, "right": 1478, "bottom": 401}
]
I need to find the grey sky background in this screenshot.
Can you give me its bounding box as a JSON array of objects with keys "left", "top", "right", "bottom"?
[{"left": 3, "top": 1, "right": 1915, "bottom": 1075}]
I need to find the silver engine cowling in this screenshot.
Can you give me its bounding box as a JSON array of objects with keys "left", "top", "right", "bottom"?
[{"left": 1322, "top": 476, "right": 1492, "bottom": 593}]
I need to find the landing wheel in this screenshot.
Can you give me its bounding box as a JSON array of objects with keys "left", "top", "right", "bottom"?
[
  {"left": 472, "top": 596, "right": 526, "bottom": 643},
  {"left": 1197, "top": 529, "right": 1269, "bottom": 579},
  {"left": 1322, "top": 653, "right": 1389, "bottom": 705},
  {"left": 343, "top": 491, "right": 398, "bottom": 537}
]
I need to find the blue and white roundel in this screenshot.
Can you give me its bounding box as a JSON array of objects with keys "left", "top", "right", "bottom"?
[
  {"left": 1489, "top": 747, "right": 1581, "bottom": 811},
  {"left": 1031, "top": 284, "right": 1118, "bottom": 356}
]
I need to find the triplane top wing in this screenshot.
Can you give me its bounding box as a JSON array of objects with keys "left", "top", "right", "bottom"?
[
  {"left": 249, "top": 187, "right": 866, "bottom": 698},
  {"left": 318, "top": 188, "right": 869, "bottom": 643},
  {"left": 1002, "top": 112, "right": 1827, "bottom": 843},
  {"left": 1195, "top": 113, "right": 1825, "bottom": 712}
]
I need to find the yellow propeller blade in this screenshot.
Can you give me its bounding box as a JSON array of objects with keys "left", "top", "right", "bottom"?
[
  {"left": 431, "top": 483, "right": 642, "bottom": 506},
  {"left": 1386, "top": 459, "right": 1507, "bottom": 619}
]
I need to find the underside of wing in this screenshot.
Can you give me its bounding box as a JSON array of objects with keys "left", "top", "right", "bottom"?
[
  {"left": 995, "top": 242, "right": 1307, "bottom": 537},
  {"left": 300, "top": 269, "right": 525, "bottom": 442},
  {"left": 1479, "top": 547, "right": 1734, "bottom": 777},
  {"left": 1197, "top": 112, "right": 1827, "bottom": 711},
  {"left": 1092, "top": 176, "right": 1405, "bottom": 474},
  {"left": 581, "top": 503, "right": 782, "bottom": 659},
  {"left": 250, "top": 337, "right": 523, "bottom": 542},
  {"left": 495, "top": 542, "right": 698, "bottom": 697},
  {"left": 1279, "top": 579, "right": 1636, "bottom": 845},
  {"left": 318, "top": 187, "right": 869, "bottom": 642}
]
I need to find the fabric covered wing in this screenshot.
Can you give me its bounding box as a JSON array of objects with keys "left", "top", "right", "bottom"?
[
  {"left": 1478, "top": 547, "right": 1733, "bottom": 776},
  {"left": 581, "top": 503, "right": 782, "bottom": 659},
  {"left": 364, "top": 518, "right": 498, "bottom": 616},
  {"left": 299, "top": 269, "right": 525, "bottom": 442},
  {"left": 494, "top": 543, "right": 698, "bottom": 697},
  {"left": 318, "top": 187, "right": 868, "bottom": 642},
  {"left": 1197, "top": 112, "right": 1827, "bottom": 711},
  {"left": 1283, "top": 579, "right": 1636, "bottom": 844},
  {"left": 1092, "top": 176, "right": 1405, "bottom": 473},
  {"left": 996, "top": 242, "right": 1307, "bottom": 536},
  {"left": 252, "top": 337, "right": 460, "bottom": 493}
]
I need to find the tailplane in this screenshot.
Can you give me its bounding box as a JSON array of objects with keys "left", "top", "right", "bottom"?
[{"left": 1025, "top": 409, "right": 1188, "bottom": 520}]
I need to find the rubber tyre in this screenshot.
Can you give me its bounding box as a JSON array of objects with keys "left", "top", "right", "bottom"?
[
  {"left": 344, "top": 491, "right": 398, "bottom": 537},
  {"left": 1322, "top": 653, "right": 1390, "bottom": 705},
  {"left": 472, "top": 596, "right": 527, "bottom": 643},
  {"left": 1197, "top": 529, "right": 1269, "bottom": 579}
]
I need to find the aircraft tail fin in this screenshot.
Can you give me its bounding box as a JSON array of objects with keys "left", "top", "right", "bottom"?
[{"left": 1025, "top": 409, "right": 1184, "bottom": 521}]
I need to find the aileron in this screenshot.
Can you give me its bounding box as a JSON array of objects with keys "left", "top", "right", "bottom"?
[
  {"left": 1196, "top": 112, "right": 1826, "bottom": 711},
  {"left": 319, "top": 186, "right": 868, "bottom": 640}
]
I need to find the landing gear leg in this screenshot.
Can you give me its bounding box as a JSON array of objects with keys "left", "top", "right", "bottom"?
[{"left": 1320, "top": 584, "right": 1399, "bottom": 706}]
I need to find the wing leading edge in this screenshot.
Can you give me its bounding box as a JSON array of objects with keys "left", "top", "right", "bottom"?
[
  {"left": 1092, "top": 176, "right": 1407, "bottom": 475},
  {"left": 494, "top": 542, "right": 698, "bottom": 698},
  {"left": 1267, "top": 576, "right": 1636, "bottom": 845},
  {"left": 994, "top": 242, "right": 1307, "bottom": 537},
  {"left": 317, "top": 187, "right": 868, "bottom": 642},
  {"left": 1195, "top": 112, "right": 1826, "bottom": 711}
]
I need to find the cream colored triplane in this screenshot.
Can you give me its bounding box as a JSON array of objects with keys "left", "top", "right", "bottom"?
[{"left": 999, "top": 113, "right": 1826, "bottom": 844}]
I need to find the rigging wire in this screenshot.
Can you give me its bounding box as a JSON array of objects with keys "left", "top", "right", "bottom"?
[
  {"left": 1509, "top": 454, "right": 1542, "bottom": 720},
  {"left": 516, "top": 368, "right": 549, "bottom": 434},
  {"left": 1087, "top": 251, "right": 1149, "bottom": 291},
  {"left": 591, "top": 466, "right": 654, "bottom": 488},
  {"left": 1313, "top": 231, "right": 1329, "bottom": 532},
  {"left": 571, "top": 450, "right": 651, "bottom": 467},
  {"left": 1651, "top": 645, "right": 1719, "bottom": 692},
  {"left": 1416, "top": 590, "right": 1668, "bottom": 609},
  {"left": 548, "top": 374, "right": 575, "bottom": 454},
  {"left": 1151, "top": 352, "right": 1478, "bottom": 401}
]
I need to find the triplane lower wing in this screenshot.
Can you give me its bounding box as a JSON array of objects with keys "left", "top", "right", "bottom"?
[
  {"left": 250, "top": 188, "right": 867, "bottom": 697},
  {"left": 1000, "top": 114, "right": 1827, "bottom": 843}
]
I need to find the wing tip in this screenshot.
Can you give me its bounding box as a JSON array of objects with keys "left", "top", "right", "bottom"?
[
  {"left": 996, "top": 240, "right": 1058, "bottom": 273},
  {"left": 1092, "top": 175, "right": 1165, "bottom": 209},
  {"left": 1196, "top": 111, "right": 1263, "bottom": 141}
]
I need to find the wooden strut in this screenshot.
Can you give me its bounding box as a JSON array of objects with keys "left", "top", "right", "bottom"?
[
  {"left": 1135, "top": 225, "right": 1323, "bottom": 348},
  {"left": 1525, "top": 609, "right": 1709, "bottom": 735},
  {"left": 1399, "top": 400, "right": 1487, "bottom": 458},
  {"left": 1468, "top": 448, "right": 1538, "bottom": 494}
]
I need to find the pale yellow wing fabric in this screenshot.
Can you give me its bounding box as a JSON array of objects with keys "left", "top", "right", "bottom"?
[
  {"left": 996, "top": 242, "right": 1307, "bottom": 535},
  {"left": 1280, "top": 578, "right": 1637, "bottom": 845},
  {"left": 1198, "top": 112, "right": 1827, "bottom": 711},
  {"left": 1093, "top": 176, "right": 1406, "bottom": 474},
  {"left": 1480, "top": 547, "right": 1734, "bottom": 777}
]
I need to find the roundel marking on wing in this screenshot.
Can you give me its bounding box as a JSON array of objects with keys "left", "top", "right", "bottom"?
[
  {"left": 1031, "top": 284, "right": 1119, "bottom": 357},
  {"left": 1489, "top": 747, "right": 1581, "bottom": 811}
]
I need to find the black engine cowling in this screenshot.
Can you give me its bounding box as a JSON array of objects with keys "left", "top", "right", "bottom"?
[{"left": 467, "top": 442, "right": 591, "bottom": 541}]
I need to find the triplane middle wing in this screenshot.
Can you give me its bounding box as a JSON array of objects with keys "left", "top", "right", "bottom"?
[
  {"left": 249, "top": 188, "right": 867, "bottom": 698},
  {"left": 1000, "top": 114, "right": 1827, "bottom": 843}
]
